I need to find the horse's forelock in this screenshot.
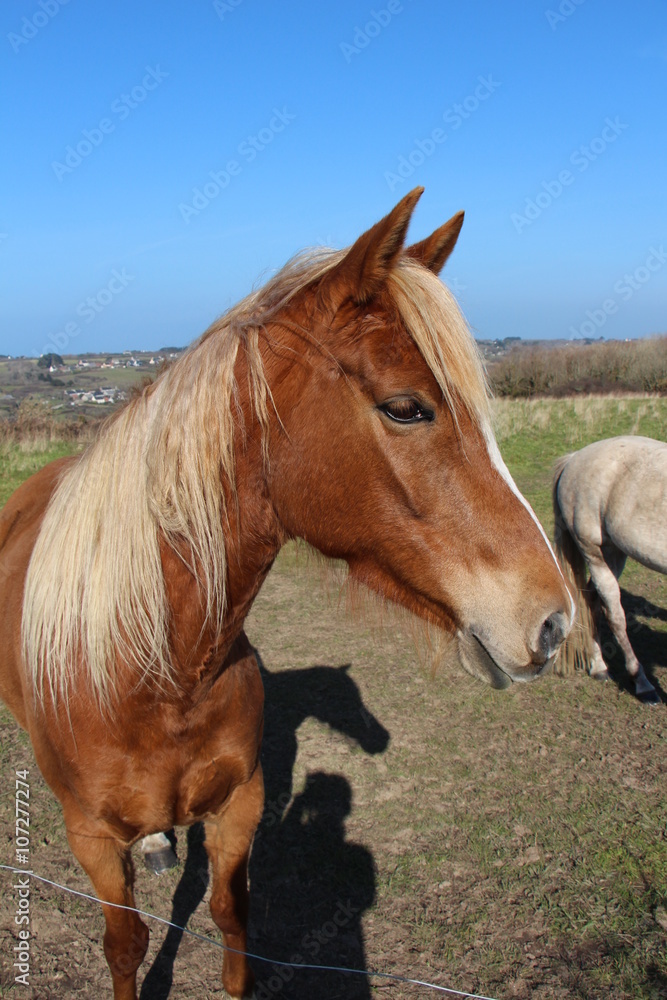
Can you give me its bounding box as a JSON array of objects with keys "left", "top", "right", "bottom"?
[{"left": 387, "top": 259, "right": 490, "bottom": 429}]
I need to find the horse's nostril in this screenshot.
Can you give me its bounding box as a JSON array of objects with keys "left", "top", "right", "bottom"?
[{"left": 538, "top": 612, "right": 567, "bottom": 660}]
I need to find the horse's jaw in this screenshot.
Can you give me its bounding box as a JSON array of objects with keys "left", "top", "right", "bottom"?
[{"left": 457, "top": 632, "right": 555, "bottom": 689}]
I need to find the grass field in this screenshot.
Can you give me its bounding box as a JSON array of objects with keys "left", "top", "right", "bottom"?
[{"left": 0, "top": 395, "right": 665, "bottom": 999}]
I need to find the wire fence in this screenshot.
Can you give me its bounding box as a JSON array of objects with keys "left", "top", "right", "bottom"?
[{"left": 1, "top": 863, "right": 500, "bottom": 999}]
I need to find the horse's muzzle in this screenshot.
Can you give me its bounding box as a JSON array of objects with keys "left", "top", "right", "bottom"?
[{"left": 457, "top": 632, "right": 557, "bottom": 689}]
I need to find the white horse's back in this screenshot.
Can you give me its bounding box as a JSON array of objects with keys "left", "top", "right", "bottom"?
[{"left": 557, "top": 436, "right": 667, "bottom": 572}]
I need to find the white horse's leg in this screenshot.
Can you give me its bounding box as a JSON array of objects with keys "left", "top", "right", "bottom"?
[
  {"left": 583, "top": 588, "right": 610, "bottom": 680},
  {"left": 139, "top": 832, "right": 178, "bottom": 874},
  {"left": 588, "top": 636, "right": 610, "bottom": 679},
  {"left": 587, "top": 555, "right": 659, "bottom": 703}
]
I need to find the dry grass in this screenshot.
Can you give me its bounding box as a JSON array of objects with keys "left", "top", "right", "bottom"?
[
  {"left": 2, "top": 549, "right": 664, "bottom": 999},
  {"left": 492, "top": 394, "right": 666, "bottom": 449}
]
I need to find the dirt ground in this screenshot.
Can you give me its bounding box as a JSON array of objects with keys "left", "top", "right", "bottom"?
[{"left": 1, "top": 553, "right": 666, "bottom": 1000}]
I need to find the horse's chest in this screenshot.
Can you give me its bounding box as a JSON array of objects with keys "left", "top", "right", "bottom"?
[
  {"left": 164, "top": 681, "right": 264, "bottom": 825},
  {"left": 66, "top": 652, "right": 264, "bottom": 837},
  {"left": 173, "top": 722, "right": 258, "bottom": 822}
]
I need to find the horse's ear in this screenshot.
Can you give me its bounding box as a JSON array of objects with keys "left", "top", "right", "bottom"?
[
  {"left": 323, "top": 187, "right": 424, "bottom": 308},
  {"left": 405, "top": 210, "right": 464, "bottom": 274}
]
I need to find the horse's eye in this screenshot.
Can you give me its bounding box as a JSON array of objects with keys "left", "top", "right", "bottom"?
[{"left": 379, "top": 399, "right": 434, "bottom": 424}]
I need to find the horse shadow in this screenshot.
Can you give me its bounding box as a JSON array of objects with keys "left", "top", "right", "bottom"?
[
  {"left": 139, "top": 654, "right": 389, "bottom": 999},
  {"left": 139, "top": 823, "right": 209, "bottom": 999},
  {"left": 598, "top": 589, "right": 667, "bottom": 701}
]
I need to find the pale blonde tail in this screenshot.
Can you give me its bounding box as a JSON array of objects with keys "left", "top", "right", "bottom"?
[{"left": 552, "top": 456, "right": 595, "bottom": 676}]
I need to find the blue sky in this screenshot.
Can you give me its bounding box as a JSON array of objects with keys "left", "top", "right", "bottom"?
[{"left": 1, "top": 0, "right": 666, "bottom": 356}]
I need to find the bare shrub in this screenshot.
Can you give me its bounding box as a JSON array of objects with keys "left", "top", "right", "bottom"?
[
  {"left": 0, "top": 398, "right": 99, "bottom": 446},
  {"left": 488, "top": 335, "right": 667, "bottom": 397}
]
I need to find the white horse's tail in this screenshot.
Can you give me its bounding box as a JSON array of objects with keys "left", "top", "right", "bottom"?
[{"left": 552, "top": 455, "right": 596, "bottom": 676}]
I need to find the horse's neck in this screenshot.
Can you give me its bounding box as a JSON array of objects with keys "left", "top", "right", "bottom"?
[{"left": 161, "top": 447, "right": 285, "bottom": 685}]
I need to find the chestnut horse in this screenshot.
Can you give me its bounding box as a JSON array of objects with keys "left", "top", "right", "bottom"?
[{"left": 0, "top": 189, "right": 573, "bottom": 999}]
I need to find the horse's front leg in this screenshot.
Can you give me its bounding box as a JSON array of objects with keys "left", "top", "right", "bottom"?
[
  {"left": 64, "top": 800, "right": 149, "bottom": 1000},
  {"left": 205, "top": 764, "right": 264, "bottom": 999}
]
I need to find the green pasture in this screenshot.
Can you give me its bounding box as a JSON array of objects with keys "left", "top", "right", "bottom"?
[{"left": 0, "top": 441, "right": 82, "bottom": 507}]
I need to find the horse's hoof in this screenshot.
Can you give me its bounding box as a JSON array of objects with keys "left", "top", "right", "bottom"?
[
  {"left": 143, "top": 846, "right": 178, "bottom": 873},
  {"left": 637, "top": 689, "right": 662, "bottom": 706},
  {"left": 223, "top": 981, "right": 257, "bottom": 998}
]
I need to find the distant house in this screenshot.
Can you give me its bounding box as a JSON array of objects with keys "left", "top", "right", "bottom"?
[{"left": 66, "top": 385, "right": 122, "bottom": 406}]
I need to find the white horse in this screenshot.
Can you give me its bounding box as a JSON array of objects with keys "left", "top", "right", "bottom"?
[{"left": 553, "top": 435, "right": 667, "bottom": 703}]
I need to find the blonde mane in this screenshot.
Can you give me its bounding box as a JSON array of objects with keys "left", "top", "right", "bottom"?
[{"left": 22, "top": 249, "right": 489, "bottom": 709}]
